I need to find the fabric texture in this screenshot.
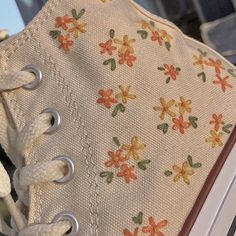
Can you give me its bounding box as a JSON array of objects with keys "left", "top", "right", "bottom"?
[{"left": 0, "top": 0, "right": 235, "bottom": 235}]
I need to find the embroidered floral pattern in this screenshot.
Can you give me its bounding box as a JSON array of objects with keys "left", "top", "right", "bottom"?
[
  {"left": 99, "top": 29, "right": 137, "bottom": 70},
  {"left": 154, "top": 97, "right": 198, "bottom": 134},
  {"left": 206, "top": 114, "right": 233, "bottom": 148},
  {"left": 193, "top": 49, "right": 233, "bottom": 92},
  {"left": 100, "top": 136, "right": 150, "bottom": 184},
  {"left": 137, "top": 20, "right": 173, "bottom": 51},
  {"left": 158, "top": 64, "right": 181, "bottom": 83},
  {"left": 97, "top": 85, "right": 136, "bottom": 117},
  {"left": 123, "top": 212, "right": 168, "bottom": 236},
  {"left": 50, "top": 9, "right": 87, "bottom": 52},
  {"left": 164, "top": 155, "right": 202, "bottom": 185}
]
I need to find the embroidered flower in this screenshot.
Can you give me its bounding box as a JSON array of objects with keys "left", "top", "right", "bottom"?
[
  {"left": 97, "top": 89, "right": 118, "bottom": 108},
  {"left": 122, "top": 136, "right": 146, "bottom": 160},
  {"left": 164, "top": 64, "right": 180, "bottom": 80},
  {"left": 172, "top": 115, "right": 190, "bottom": 134},
  {"left": 58, "top": 34, "right": 74, "bottom": 52},
  {"left": 114, "top": 35, "right": 136, "bottom": 54},
  {"left": 123, "top": 228, "right": 139, "bottom": 236},
  {"left": 118, "top": 51, "right": 137, "bottom": 67},
  {"left": 210, "top": 114, "right": 224, "bottom": 131},
  {"left": 213, "top": 74, "right": 233, "bottom": 92},
  {"left": 55, "top": 14, "right": 74, "bottom": 30},
  {"left": 139, "top": 20, "right": 154, "bottom": 31},
  {"left": 205, "top": 58, "right": 225, "bottom": 74},
  {"left": 160, "top": 29, "right": 173, "bottom": 43},
  {"left": 206, "top": 130, "right": 223, "bottom": 148},
  {"left": 117, "top": 164, "right": 137, "bottom": 183},
  {"left": 153, "top": 97, "right": 176, "bottom": 120},
  {"left": 193, "top": 54, "right": 206, "bottom": 70},
  {"left": 151, "top": 30, "right": 163, "bottom": 46},
  {"left": 176, "top": 96, "right": 192, "bottom": 115},
  {"left": 68, "top": 20, "right": 87, "bottom": 38},
  {"left": 99, "top": 39, "right": 117, "bottom": 55},
  {"left": 142, "top": 217, "right": 168, "bottom": 236},
  {"left": 105, "top": 149, "right": 127, "bottom": 168},
  {"left": 115, "top": 85, "right": 137, "bottom": 104}
]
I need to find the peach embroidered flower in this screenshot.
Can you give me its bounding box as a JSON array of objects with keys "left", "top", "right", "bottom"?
[
  {"left": 114, "top": 35, "right": 136, "bottom": 54},
  {"left": 97, "top": 89, "right": 118, "bottom": 108},
  {"left": 122, "top": 136, "right": 146, "bottom": 160},
  {"left": 172, "top": 115, "right": 190, "bottom": 134},
  {"left": 99, "top": 39, "right": 117, "bottom": 55},
  {"left": 142, "top": 217, "right": 168, "bottom": 236},
  {"left": 176, "top": 96, "right": 192, "bottom": 115},
  {"left": 160, "top": 29, "right": 173, "bottom": 43},
  {"left": 123, "top": 228, "right": 139, "bottom": 236},
  {"left": 210, "top": 114, "right": 224, "bottom": 131},
  {"left": 151, "top": 31, "right": 163, "bottom": 46},
  {"left": 117, "top": 164, "right": 137, "bottom": 183},
  {"left": 213, "top": 74, "right": 233, "bottom": 92},
  {"left": 55, "top": 14, "right": 74, "bottom": 30},
  {"left": 105, "top": 150, "right": 127, "bottom": 168},
  {"left": 118, "top": 51, "right": 137, "bottom": 67},
  {"left": 153, "top": 97, "right": 176, "bottom": 120},
  {"left": 172, "top": 161, "right": 194, "bottom": 185},
  {"left": 58, "top": 34, "right": 74, "bottom": 52},
  {"left": 163, "top": 64, "right": 180, "bottom": 80},
  {"left": 206, "top": 130, "right": 224, "bottom": 148},
  {"left": 68, "top": 20, "right": 87, "bottom": 38},
  {"left": 193, "top": 54, "right": 205, "bottom": 70},
  {"left": 206, "top": 58, "right": 225, "bottom": 74},
  {"left": 115, "top": 85, "right": 136, "bottom": 104}
]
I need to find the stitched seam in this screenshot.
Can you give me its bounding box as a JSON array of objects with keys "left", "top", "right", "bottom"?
[{"left": 32, "top": 38, "right": 100, "bottom": 236}]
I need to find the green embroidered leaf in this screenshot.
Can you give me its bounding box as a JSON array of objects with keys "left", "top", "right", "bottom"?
[
  {"left": 132, "top": 212, "right": 143, "bottom": 225},
  {"left": 166, "top": 77, "right": 171, "bottom": 84},
  {"left": 192, "top": 163, "right": 202, "bottom": 168},
  {"left": 157, "top": 67, "right": 165, "bottom": 71},
  {"left": 157, "top": 123, "right": 169, "bottom": 134},
  {"left": 198, "top": 49, "right": 207, "bottom": 57},
  {"left": 164, "top": 170, "right": 173, "bottom": 176},
  {"left": 137, "top": 30, "right": 148, "bottom": 39},
  {"left": 119, "top": 103, "right": 126, "bottom": 113},
  {"left": 149, "top": 21, "right": 155, "bottom": 27},
  {"left": 103, "top": 58, "right": 116, "bottom": 71},
  {"left": 222, "top": 124, "right": 233, "bottom": 134},
  {"left": 112, "top": 103, "right": 125, "bottom": 117},
  {"left": 138, "top": 160, "right": 151, "bottom": 170},
  {"left": 197, "top": 72, "right": 206, "bottom": 82},
  {"left": 187, "top": 155, "right": 202, "bottom": 168},
  {"left": 176, "top": 67, "right": 181, "bottom": 72},
  {"left": 49, "top": 30, "right": 61, "bottom": 39},
  {"left": 227, "top": 69, "right": 236, "bottom": 77},
  {"left": 189, "top": 116, "right": 198, "bottom": 129},
  {"left": 100, "top": 172, "right": 114, "bottom": 184},
  {"left": 113, "top": 137, "right": 121, "bottom": 147},
  {"left": 72, "top": 8, "right": 86, "bottom": 20},
  {"left": 187, "top": 155, "right": 193, "bottom": 166},
  {"left": 109, "top": 29, "right": 115, "bottom": 39},
  {"left": 165, "top": 42, "right": 171, "bottom": 51}
]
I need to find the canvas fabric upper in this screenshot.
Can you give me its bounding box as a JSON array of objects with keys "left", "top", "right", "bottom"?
[{"left": 0, "top": 0, "right": 235, "bottom": 235}]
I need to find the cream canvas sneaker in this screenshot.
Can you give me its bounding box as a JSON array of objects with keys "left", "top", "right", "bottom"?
[{"left": 0, "top": 0, "right": 235, "bottom": 235}]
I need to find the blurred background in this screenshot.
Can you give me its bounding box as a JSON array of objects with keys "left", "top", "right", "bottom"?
[{"left": 0, "top": 0, "right": 236, "bottom": 233}]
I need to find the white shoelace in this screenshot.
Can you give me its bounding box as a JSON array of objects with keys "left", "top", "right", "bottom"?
[{"left": 0, "top": 71, "right": 71, "bottom": 235}]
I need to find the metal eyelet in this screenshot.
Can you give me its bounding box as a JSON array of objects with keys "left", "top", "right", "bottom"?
[
  {"left": 53, "top": 211, "right": 79, "bottom": 236},
  {"left": 21, "top": 65, "right": 42, "bottom": 90},
  {"left": 40, "top": 108, "right": 61, "bottom": 134},
  {"left": 53, "top": 156, "right": 75, "bottom": 184}
]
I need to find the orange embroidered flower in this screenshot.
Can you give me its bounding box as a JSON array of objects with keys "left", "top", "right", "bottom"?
[
  {"left": 172, "top": 161, "right": 194, "bottom": 185},
  {"left": 172, "top": 115, "right": 190, "bottom": 134},
  {"left": 160, "top": 29, "right": 173, "bottom": 43},
  {"left": 55, "top": 14, "right": 74, "bottom": 30},
  {"left": 115, "top": 85, "right": 136, "bottom": 104},
  {"left": 153, "top": 97, "right": 176, "bottom": 120},
  {"left": 142, "top": 217, "right": 168, "bottom": 236},
  {"left": 213, "top": 74, "right": 233, "bottom": 92},
  {"left": 97, "top": 89, "right": 118, "bottom": 108},
  {"left": 206, "top": 130, "right": 224, "bottom": 148},
  {"left": 58, "top": 34, "right": 74, "bottom": 52},
  {"left": 117, "top": 164, "right": 137, "bottom": 183},
  {"left": 68, "top": 20, "right": 87, "bottom": 38},
  {"left": 139, "top": 20, "right": 154, "bottom": 31},
  {"left": 99, "top": 39, "right": 117, "bottom": 55},
  {"left": 163, "top": 64, "right": 180, "bottom": 80},
  {"left": 151, "top": 31, "right": 163, "bottom": 46},
  {"left": 118, "top": 51, "right": 136, "bottom": 67},
  {"left": 105, "top": 150, "right": 127, "bottom": 168},
  {"left": 122, "top": 136, "right": 146, "bottom": 160},
  {"left": 210, "top": 114, "right": 224, "bottom": 131},
  {"left": 114, "top": 35, "right": 136, "bottom": 54},
  {"left": 206, "top": 58, "right": 225, "bottom": 74},
  {"left": 123, "top": 228, "right": 139, "bottom": 236},
  {"left": 193, "top": 54, "right": 205, "bottom": 70},
  {"left": 176, "top": 96, "right": 192, "bottom": 115}
]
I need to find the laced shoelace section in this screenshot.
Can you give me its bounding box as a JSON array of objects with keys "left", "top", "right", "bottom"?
[{"left": 0, "top": 71, "right": 72, "bottom": 235}]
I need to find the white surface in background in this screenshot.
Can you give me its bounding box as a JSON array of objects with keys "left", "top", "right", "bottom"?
[
  {"left": 190, "top": 143, "right": 236, "bottom": 236},
  {"left": 0, "top": 0, "right": 24, "bottom": 35}
]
